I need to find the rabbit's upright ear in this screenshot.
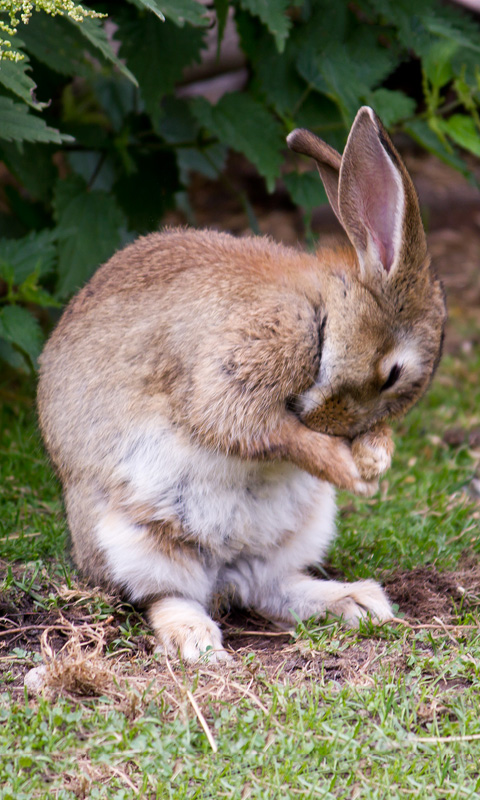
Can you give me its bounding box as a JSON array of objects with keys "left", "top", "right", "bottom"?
[
  {"left": 287, "top": 128, "right": 342, "bottom": 224},
  {"left": 338, "top": 106, "right": 427, "bottom": 281}
]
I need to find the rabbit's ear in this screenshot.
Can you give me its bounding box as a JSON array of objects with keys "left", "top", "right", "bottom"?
[
  {"left": 338, "top": 106, "right": 427, "bottom": 281},
  {"left": 287, "top": 128, "right": 342, "bottom": 224}
]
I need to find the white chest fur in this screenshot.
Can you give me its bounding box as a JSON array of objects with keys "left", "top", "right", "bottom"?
[{"left": 114, "top": 423, "right": 328, "bottom": 557}]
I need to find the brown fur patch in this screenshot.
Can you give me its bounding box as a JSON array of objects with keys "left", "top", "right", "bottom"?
[{"left": 147, "top": 520, "right": 209, "bottom": 565}]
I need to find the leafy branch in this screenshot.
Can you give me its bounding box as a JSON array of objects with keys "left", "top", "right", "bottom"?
[{"left": 1, "top": 0, "right": 480, "bottom": 372}]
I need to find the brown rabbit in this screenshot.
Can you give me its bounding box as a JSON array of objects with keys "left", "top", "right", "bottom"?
[{"left": 38, "top": 107, "right": 446, "bottom": 662}]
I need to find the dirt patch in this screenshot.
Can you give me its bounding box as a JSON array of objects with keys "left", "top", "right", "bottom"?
[
  {"left": 383, "top": 563, "right": 480, "bottom": 622},
  {"left": 2, "top": 558, "right": 480, "bottom": 707}
]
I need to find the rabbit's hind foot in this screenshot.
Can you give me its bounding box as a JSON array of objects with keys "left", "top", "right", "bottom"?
[
  {"left": 319, "top": 579, "right": 394, "bottom": 627},
  {"left": 250, "top": 574, "right": 393, "bottom": 629},
  {"left": 149, "top": 597, "right": 231, "bottom": 664}
]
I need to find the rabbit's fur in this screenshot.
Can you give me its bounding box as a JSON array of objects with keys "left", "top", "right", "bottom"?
[{"left": 38, "top": 108, "right": 446, "bottom": 662}]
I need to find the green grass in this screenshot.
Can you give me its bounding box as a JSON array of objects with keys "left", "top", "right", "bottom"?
[
  {"left": 3, "top": 648, "right": 480, "bottom": 799},
  {"left": 1, "top": 336, "right": 480, "bottom": 799}
]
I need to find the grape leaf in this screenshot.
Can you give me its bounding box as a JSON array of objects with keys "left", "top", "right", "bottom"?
[
  {"left": 0, "top": 97, "right": 73, "bottom": 144},
  {"left": 53, "top": 177, "right": 127, "bottom": 297},
  {"left": 192, "top": 93, "right": 284, "bottom": 191}
]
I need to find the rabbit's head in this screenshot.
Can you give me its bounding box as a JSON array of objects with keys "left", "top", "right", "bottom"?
[{"left": 287, "top": 107, "right": 446, "bottom": 438}]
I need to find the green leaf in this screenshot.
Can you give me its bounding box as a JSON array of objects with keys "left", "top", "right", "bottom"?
[
  {"left": 0, "top": 49, "right": 47, "bottom": 110},
  {"left": 298, "top": 47, "right": 361, "bottom": 122},
  {"left": 155, "top": 98, "right": 228, "bottom": 179},
  {"left": 368, "top": 89, "right": 416, "bottom": 127},
  {"left": 0, "top": 230, "right": 57, "bottom": 285},
  {"left": 362, "top": 0, "right": 480, "bottom": 60},
  {"left": 17, "top": 13, "right": 96, "bottom": 78},
  {"left": 192, "top": 93, "right": 284, "bottom": 192},
  {"left": 404, "top": 119, "right": 472, "bottom": 179},
  {"left": 67, "top": 150, "right": 116, "bottom": 192},
  {"left": 114, "top": 150, "right": 180, "bottom": 233},
  {"left": 298, "top": 28, "right": 397, "bottom": 123},
  {"left": 0, "top": 305, "right": 44, "bottom": 369},
  {"left": 422, "top": 40, "right": 458, "bottom": 90},
  {"left": 424, "top": 16, "right": 480, "bottom": 54},
  {"left": 0, "top": 337, "right": 29, "bottom": 371},
  {"left": 16, "top": 272, "right": 62, "bottom": 308},
  {"left": 0, "top": 97, "right": 73, "bottom": 144},
  {"left": 346, "top": 27, "right": 398, "bottom": 89},
  {"left": 127, "top": 0, "right": 165, "bottom": 21},
  {"left": 54, "top": 177, "right": 127, "bottom": 297},
  {"left": 0, "top": 141, "right": 57, "bottom": 202},
  {"left": 117, "top": 15, "right": 205, "bottom": 125},
  {"left": 213, "top": 0, "right": 230, "bottom": 52},
  {"left": 156, "top": 96, "right": 199, "bottom": 143},
  {"left": 239, "top": 0, "right": 291, "bottom": 52},
  {"left": 251, "top": 34, "right": 307, "bottom": 117},
  {"left": 71, "top": 17, "right": 138, "bottom": 86},
  {"left": 283, "top": 170, "right": 327, "bottom": 211},
  {"left": 438, "top": 114, "right": 480, "bottom": 158},
  {"left": 296, "top": 49, "right": 327, "bottom": 93},
  {"left": 92, "top": 74, "right": 137, "bottom": 133},
  {"left": 139, "top": 0, "right": 208, "bottom": 26},
  {"left": 294, "top": 95, "right": 345, "bottom": 153},
  {"left": 177, "top": 142, "right": 228, "bottom": 180}
]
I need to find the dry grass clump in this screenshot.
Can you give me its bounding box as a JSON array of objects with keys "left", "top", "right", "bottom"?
[{"left": 25, "top": 616, "right": 122, "bottom": 702}]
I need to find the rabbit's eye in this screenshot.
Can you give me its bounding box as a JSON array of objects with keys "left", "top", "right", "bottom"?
[{"left": 380, "top": 363, "right": 402, "bottom": 392}]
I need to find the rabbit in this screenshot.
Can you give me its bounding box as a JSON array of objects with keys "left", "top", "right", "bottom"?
[{"left": 37, "top": 106, "right": 446, "bottom": 663}]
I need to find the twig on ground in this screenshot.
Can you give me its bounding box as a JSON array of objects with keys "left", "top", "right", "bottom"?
[
  {"left": 165, "top": 656, "right": 218, "bottom": 753},
  {"left": 384, "top": 617, "right": 480, "bottom": 633},
  {"left": 406, "top": 733, "right": 480, "bottom": 744}
]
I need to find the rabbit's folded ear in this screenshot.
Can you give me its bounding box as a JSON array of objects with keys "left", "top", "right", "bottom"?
[
  {"left": 287, "top": 128, "right": 342, "bottom": 224},
  {"left": 338, "top": 106, "right": 427, "bottom": 281}
]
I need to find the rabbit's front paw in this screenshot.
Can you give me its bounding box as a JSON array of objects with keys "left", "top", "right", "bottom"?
[
  {"left": 351, "top": 425, "right": 394, "bottom": 481},
  {"left": 149, "top": 597, "right": 231, "bottom": 664}
]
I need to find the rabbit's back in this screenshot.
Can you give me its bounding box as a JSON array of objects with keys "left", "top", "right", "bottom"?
[{"left": 38, "top": 228, "right": 327, "bottom": 483}]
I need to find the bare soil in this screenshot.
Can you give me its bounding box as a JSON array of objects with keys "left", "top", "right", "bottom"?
[{"left": 2, "top": 557, "right": 480, "bottom": 703}]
